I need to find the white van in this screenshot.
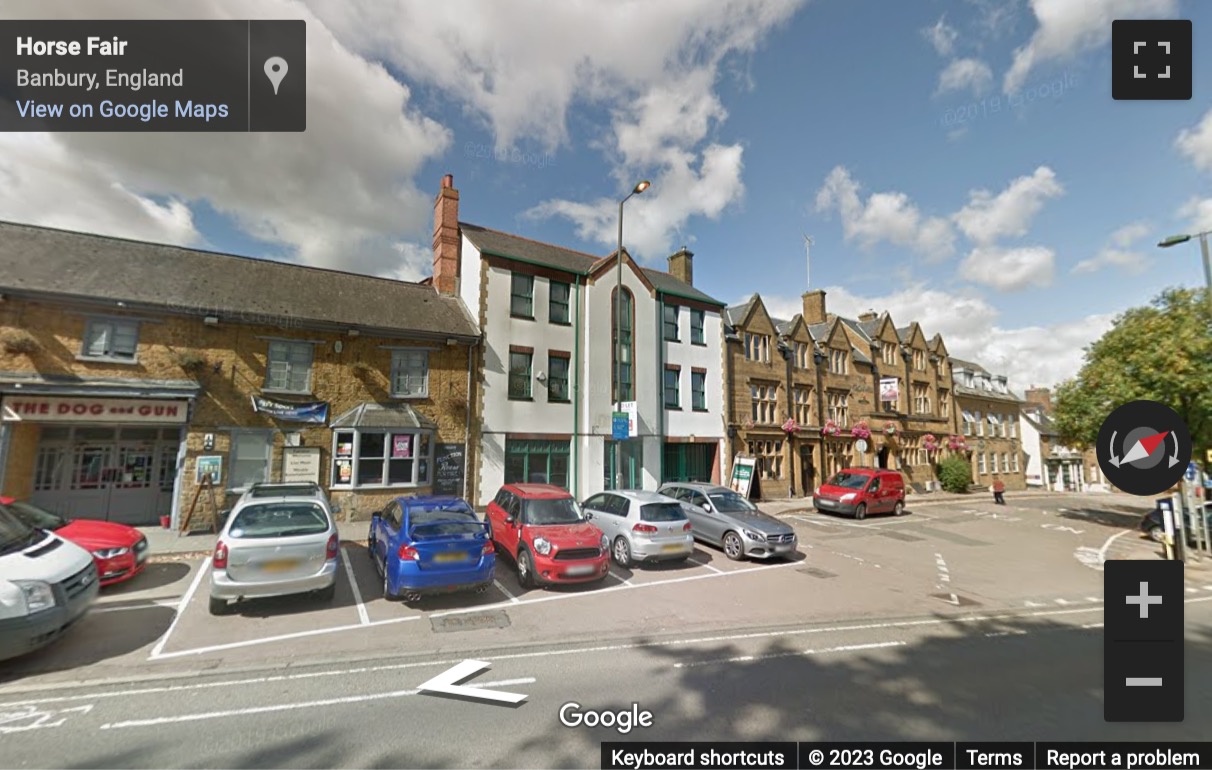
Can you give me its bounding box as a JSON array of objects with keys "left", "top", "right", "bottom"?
[{"left": 0, "top": 501, "right": 99, "bottom": 662}]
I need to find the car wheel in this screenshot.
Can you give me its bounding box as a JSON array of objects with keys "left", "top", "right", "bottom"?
[
  {"left": 612, "top": 537, "right": 632, "bottom": 567},
  {"left": 208, "top": 596, "right": 229, "bottom": 616},
  {"left": 317, "top": 582, "right": 336, "bottom": 602},
  {"left": 1148, "top": 525, "right": 1166, "bottom": 543},
  {"left": 892, "top": 500, "right": 905, "bottom": 516},
  {"left": 517, "top": 548, "right": 536, "bottom": 589},
  {"left": 854, "top": 504, "right": 867, "bottom": 521},
  {"left": 722, "top": 531, "right": 744, "bottom": 561}
]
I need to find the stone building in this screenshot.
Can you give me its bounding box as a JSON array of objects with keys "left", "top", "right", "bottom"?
[
  {"left": 952, "top": 359, "right": 1027, "bottom": 490},
  {"left": 0, "top": 221, "right": 479, "bottom": 529}
]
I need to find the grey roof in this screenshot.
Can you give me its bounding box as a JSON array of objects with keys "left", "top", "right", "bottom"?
[
  {"left": 950, "top": 357, "right": 988, "bottom": 373},
  {"left": 0, "top": 221, "right": 480, "bottom": 340},
  {"left": 838, "top": 316, "right": 874, "bottom": 343},
  {"left": 772, "top": 317, "right": 794, "bottom": 335},
  {"left": 330, "top": 402, "right": 437, "bottom": 430},
  {"left": 807, "top": 321, "right": 833, "bottom": 341},
  {"left": 955, "top": 384, "right": 1023, "bottom": 403},
  {"left": 857, "top": 318, "right": 882, "bottom": 337},
  {"left": 460, "top": 221, "right": 725, "bottom": 307},
  {"left": 851, "top": 345, "right": 873, "bottom": 365},
  {"left": 0, "top": 370, "right": 201, "bottom": 398}
]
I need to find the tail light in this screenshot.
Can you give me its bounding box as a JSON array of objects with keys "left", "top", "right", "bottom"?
[
  {"left": 326, "top": 533, "right": 339, "bottom": 560},
  {"left": 682, "top": 522, "right": 693, "bottom": 532},
  {"left": 482, "top": 540, "right": 494, "bottom": 555},
  {"left": 213, "top": 541, "right": 228, "bottom": 569},
  {"left": 632, "top": 523, "right": 658, "bottom": 533},
  {"left": 398, "top": 544, "right": 419, "bottom": 560}
]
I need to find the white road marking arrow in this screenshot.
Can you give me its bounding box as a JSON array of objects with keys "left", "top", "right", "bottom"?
[{"left": 417, "top": 660, "right": 528, "bottom": 705}]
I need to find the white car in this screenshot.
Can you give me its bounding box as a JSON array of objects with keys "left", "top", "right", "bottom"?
[
  {"left": 580, "top": 490, "right": 694, "bottom": 567},
  {"left": 209, "top": 486, "right": 340, "bottom": 615}
]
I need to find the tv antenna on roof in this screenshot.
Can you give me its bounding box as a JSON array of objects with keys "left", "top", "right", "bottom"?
[{"left": 803, "top": 235, "right": 813, "bottom": 289}]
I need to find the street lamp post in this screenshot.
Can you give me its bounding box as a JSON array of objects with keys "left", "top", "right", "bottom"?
[
  {"left": 1158, "top": 230, "right": 1212, "bottom": 316},
  {"left": 614, "top": 180, "right": 650, "bottom": 489}
]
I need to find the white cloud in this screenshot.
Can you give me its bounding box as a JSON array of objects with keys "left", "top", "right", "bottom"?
[
  {"left": 1176, "top": 108, "right": 1212, "bottom": 173},
  {"left": 1071, "top": 222, "right": 1151, "bottom": 274},
  {"left": 936, "top": 58, "right": 993, "bottom": 97},
  {"left": 959, "top": 245, "right": 1055, "bottom": 291},
  {"left": 923, "top": 16, "right": 959, "bottom": 56},
  {"left": 1004, "top": 0, "right": 1178, "bottom": 94},
  {"left": 0, "top": 0, "right": 452, "bottom": 277},
  {"left": 952, "top": 166, "right": 1063, "bottom": 245},
  {"left": 814, "top": 166, "right": 956, "bottom": 260},
  {"left": 759, "top": 283, "right": 1112, "bottom": 389},
  {"left": 1179, "top": 197, "right": 1212, "bottom": 232}
]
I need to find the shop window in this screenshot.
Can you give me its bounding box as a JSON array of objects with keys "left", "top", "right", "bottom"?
[
  {"left": 505, "top": 439, "right": 570, "bottom": 488},
  {"left": 331, "top": 429, "right": 433, "bottom": 488},
  {"left": 691, "top": 310, "right": 705, "bottom": 345},
  {"left": 34, "top": 446, "right": 65, "bottom": 491},
  {"left": 511, "top": 273, "right": 534, "bottom": 318},
  {"left": 229, "top": 430, "right": 272, "bottom": 491},
  {"left": 265, "top": 340, "right": 313, "bottom": 393},
  {"left": 82, "top": 318, "right": 139, "bottom": 361},
  {"left": 549, "top": 281, "right": 571, "bottom": 325},
  {"left": 390, "top": 350, "right": 429, "bottom": 397}
]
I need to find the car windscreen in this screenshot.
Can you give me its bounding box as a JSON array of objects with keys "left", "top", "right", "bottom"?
[
  {"left": 825, "top": 472, "right": 870, "bottom": 490},
  {"left": 640, "top": 502, "right": 687, "bottom": 522},
  {"left": 6, "top": 500, "right": 68, "bottom": 530},
  {"left": 0, "top": 503, "right": 41, "bottom": 555},
  {"left": 524, "top": 498, "right": 584, "bottom": 525},
  {"left": 228, "top": 502, "right": 330, "bottom": 539},
  {"left": 708, "top": 491, "right": 757, "bottom": 512}
]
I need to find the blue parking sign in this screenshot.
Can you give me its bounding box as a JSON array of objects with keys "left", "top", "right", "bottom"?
[
  {"left": 612, "top": 412, "right": 629, "bottom": 440},
  {"left": 1187, "top": 462, "right": 1198, "bottom": 481}
]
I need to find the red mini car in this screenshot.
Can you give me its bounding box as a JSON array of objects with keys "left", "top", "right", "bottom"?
[
  {"left": 485, "top": 484, "right": 610, "bottom": 588},
  {"left": 0, "top": 497, "right": 149, "bottom": 587}
]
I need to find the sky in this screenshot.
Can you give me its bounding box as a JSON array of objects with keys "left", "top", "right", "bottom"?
[{"left": 2, "top": 0, "right": 1211, "bottom": 392}]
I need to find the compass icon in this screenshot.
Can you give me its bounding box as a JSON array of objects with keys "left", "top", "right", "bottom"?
[{"left": 1097, "top": 400, "right": 1191, "bottom": 496}]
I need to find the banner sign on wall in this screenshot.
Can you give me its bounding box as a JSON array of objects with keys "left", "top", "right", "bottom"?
[
  {"left": 251, "top": 396, "right": 328, "bottom": 423},
  {"left": 2, "top": 396, "right": 190, "bottom": 423}
]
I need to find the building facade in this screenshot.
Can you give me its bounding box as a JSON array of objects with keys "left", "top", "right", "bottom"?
[
  {"left": 0, "top": 221, "right": 479, "bottom": 529},
  {"left": 1020, "top": 387, "right": 1106, "bottom": 492},
  {"left": 952, "top": 359, "right": 1027, "bottom": 491},
  {"left": 431, "top": 175, "right": 728, "bottom": 507}
]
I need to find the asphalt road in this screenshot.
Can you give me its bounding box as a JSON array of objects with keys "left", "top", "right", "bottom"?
[{"left": 1, "top": 493, "right": 1209, "bottom": 768}]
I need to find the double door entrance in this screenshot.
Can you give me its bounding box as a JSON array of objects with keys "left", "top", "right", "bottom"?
[{"left": 31, "top": 425, "right": 182, "bottom": 525}]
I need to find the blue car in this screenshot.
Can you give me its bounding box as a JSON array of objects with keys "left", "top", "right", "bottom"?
[{"left": 369, "top": 496, "right": 495, "bottom": 601}]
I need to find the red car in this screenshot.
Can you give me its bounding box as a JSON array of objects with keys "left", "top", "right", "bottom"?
[
  {"left": 485, "top": 484, "right": 610, "bottom": 588},
  {"left": 0, "top": 497, "right": 149, "bottom": 587}
]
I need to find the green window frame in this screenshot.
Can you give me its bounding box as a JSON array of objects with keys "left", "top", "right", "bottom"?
[
  {"left": 664, "top": 367, "right": 680, "bottom": 409},
  {"left": 613, "top": 287, "right": 634, "bottom": 402},
  {"left": 511, "top": 273, "right": 534, "bottom": 318},
  {"left": 690, "top": 310, "right": 705, "bottom": 345},
  {"left": 549, "top": 281, "right": 571, "bottom": 325},
  {"left": 504, "top": 439, "right": 570, "bottom": 489},
  {"left": 509, "top": 351, "right": 533, "bottom": 399},
  {"left": 547, "top": 355, "right": 570, "bottom": 402},
  {"left": 691, "top": 371, "right": 706, "bottom": 411},
  {"left": 663, "top": 303, "right": 680, "bottom": 341}
]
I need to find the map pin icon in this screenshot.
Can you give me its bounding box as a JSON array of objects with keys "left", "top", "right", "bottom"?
[{"left": 264, "top": 57, "right": 288, "bottom": 95}]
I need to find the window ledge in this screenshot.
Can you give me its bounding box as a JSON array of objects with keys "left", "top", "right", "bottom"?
[
  {"left": 665, "top": 405, "right": 682, "bottom": 411},
  {"left": 261, "top": 388, "right": 316, "bottom": 398},
  {"left": 76, "top": 355, "right": 139, "bottom": 366},
  {"left": 389, "top": 394, "right": 429, "bottom": 400},
  {"left": 547, "top": 399, "right": 572, "bottom": 404},
  {"left": 510, "top": 314, "right": 536, "bottom": 321},
  {"left": 692, "top": 407, "right": 709, "bottom": 413},
  {"left": 549, "top": 320, "right": 573, "bottom": 327},
  {"left": 508, "top": 396, "right": 535, "bottom": 402},
  {"left": 328, "top": 483, "right": 431, "bottom": 491}
]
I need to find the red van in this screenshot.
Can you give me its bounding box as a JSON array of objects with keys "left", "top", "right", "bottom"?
[
  {"left": 485, "top": 484, "right": 610, "bottom": 588},
  {"left": 813, "top": 468, "right": 906, "bottom": 520}
]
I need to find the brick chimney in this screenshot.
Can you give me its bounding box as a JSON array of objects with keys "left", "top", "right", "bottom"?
[
  {"left": 802, "top": 290, "right": 827, "bottom": 324},
  {"left": 668, "top": 247, "right": 694, "bottom": 285},
  {"left": 432, "top": 174, "right": 460, "bottom": 295},
  {"left": 1024, "top": 387, "right": 1052, "bottom": 411},
  {"left": 858, "top": 310, "right": 878, "bottom": 322}
]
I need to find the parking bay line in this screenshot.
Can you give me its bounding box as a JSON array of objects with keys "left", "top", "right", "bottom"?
[
  {"left": 97, "top": 678, "right": 537, "bottom": 730},
  {"left": 93, "top": 600, "right": 180, "bottom": 614},
  {"left": 686, "top": 557, "right": 723, "bottom": 574},
  {"left": 493, "top": 580, "right": 521, "bottom": 602},
  {"left": 147, "top": 557, "right": 210, "bottom": 660},
  {"left": 340, "top": 547, "right": 370, "bottom": 626}
]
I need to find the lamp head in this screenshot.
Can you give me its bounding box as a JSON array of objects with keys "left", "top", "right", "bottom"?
[
  {"left": 1158, "top": 234, "right": 1192, "bottom": 248},
  {"left": 633, "top": 180, "right": 651, "bottom": 195}
]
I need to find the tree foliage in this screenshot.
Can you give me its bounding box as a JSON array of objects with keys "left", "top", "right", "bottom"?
[
  {"left": 937, "top": 455, "right": 972, "bottom": 493},
  {"left": 1053, "top": 287, "right": 1212, "bottom": 450}
]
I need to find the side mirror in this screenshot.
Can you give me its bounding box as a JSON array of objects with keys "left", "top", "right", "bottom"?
[
  {"left": 505, "top": 515, "right": 516, "bottom": 525},
  {"left": 585, "top": 511, "right": 594, "bottom": 519},
  {"left": 702, "top": 503, "right": 712, "bottom": 512}
]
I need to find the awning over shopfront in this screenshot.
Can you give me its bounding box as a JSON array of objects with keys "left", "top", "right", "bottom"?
[
  {"left": 0, "top": 373, "right": 200, "bottom": 423},
  {"left": 330, "top": 402, "right": 437, "bottom": 430}
]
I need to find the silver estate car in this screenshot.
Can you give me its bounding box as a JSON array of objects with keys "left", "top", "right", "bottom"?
[
  {"left": 656, "top": 482, "right": 798, "bottom": 561},
  {"left": 581, "top": 490, "right": 694, "bottom": 567},
  {"left": 209, "top": 484, "right": 340, "bottom": 615}
]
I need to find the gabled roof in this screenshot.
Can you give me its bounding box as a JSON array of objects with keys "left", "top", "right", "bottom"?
[
  {"left": 724, "top": 296, "right": 758, "bottom": 328},
  {"left": 0, "top": 221, "right": 480, "bottom": 340},
  {"left": 460, "top": 221, "right": 724, "bottom": 307}
]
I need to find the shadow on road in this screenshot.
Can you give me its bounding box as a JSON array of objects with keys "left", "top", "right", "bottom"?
[{"left": 103, "top": 561, "right": 192, "bottom": 595}]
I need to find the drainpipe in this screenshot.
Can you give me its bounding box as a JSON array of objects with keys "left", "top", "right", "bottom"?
[
  {"left": 724, "top": 333, "right": 735, "bottom": 477},
  {"left": 657, "top": 292, "right": 665, "bottom": 486},
  {"left": 784, "top": 340, "right": 794, "bottom": 496},
  {"left": 572, "top": 276, "right": 581, "bottom": 499},
  {"left": 464, "top": 339, "right": 474, "bottom": 502},
  {"left": 814, "top": 349, "right": 826, "bottom": 477}
]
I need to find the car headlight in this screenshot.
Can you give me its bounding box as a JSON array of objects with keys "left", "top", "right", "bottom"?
[
  {"left": 14, "top": 580, "right": 56, "bottom": 614},
  {"left": 92, "top": 547, "right": 130, "bottom": 559},
  {"left": 742, "top": 529, "right": 766, "bottom": 542},
  {"left": 600, "top": 533, "right": 610, "bottom": 550},
  {"left": 840, "top": 493, "right": 857, "bottom": 503},
  {"left": 532, "top": 537, "right": 552, "bottom": 556}
]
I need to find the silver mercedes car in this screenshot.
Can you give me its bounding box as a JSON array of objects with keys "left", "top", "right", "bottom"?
[{"left": 656, "top": 482, "right": 798, "bottom": 561}]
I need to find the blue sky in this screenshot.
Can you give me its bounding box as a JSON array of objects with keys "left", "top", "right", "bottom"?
[{"left": 4, "top": 0, "right": 1211, "bottom": 390}]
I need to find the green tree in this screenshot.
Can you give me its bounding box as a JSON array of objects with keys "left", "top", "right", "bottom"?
[
  {"left": 937, "top": 455, "right": 973, "bottom": 493},
  {"left": 1053, "top": 287, "right": 1212, "bottom": 450}
]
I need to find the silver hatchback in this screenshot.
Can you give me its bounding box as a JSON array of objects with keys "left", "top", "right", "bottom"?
[
  {"left": 581, "top": 490, "right": 694, "bottom": 567},
  {"left": 656, "top": 482, "right": 798, "bottom": 561},
  {"left": 209, "top": 490, "right": 340, "bottom": 615}
]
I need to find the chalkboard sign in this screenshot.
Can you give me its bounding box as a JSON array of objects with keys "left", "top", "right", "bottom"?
[{"left": 433, "top": 443, "right": 466, "bottom": 497}]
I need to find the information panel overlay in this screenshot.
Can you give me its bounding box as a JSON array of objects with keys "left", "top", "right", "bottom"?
[
  {"left": 600, "top": 742, "right": 1212, "bottom": 770},
  {"left": 0, "top": 20, "right": 305, "bottom": 131}
]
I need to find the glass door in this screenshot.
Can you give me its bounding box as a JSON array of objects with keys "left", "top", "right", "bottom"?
[{"left": 605, "top": 440, "right": 643, "bottom": 490}]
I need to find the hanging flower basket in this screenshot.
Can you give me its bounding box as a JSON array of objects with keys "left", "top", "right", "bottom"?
[
  {"left": 849, "top": 420, "right": 871, "bottom": 439},
  {"left": 922, "top": 433, "right": 939, "bottom": 453},
  {"left": 821, "top": 420, "right": 841, "bottom": 437},
  {"left": 781, "top": 418, "right": 800, "bottom": 435},
  {"left": 946, "top": 434, "right": 968, "bottom": 452},
  {"left": 883, "top": 422, "right": 898, "bottom": 436}
]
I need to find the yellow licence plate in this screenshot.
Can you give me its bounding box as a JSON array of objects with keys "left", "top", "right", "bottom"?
[
  {"left": 662, "top": 544, "right": 685, "bottom": 552},
  {"left": 262, "top": 559, "right": 298, "bottom": 572},
  {"left": 434, "top": 552, "right": 469, "bottom": 563}
]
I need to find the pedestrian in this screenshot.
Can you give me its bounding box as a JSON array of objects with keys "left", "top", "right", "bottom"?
[{"left": 991, "top": 474, "right": 1006, "bottom": 505}]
